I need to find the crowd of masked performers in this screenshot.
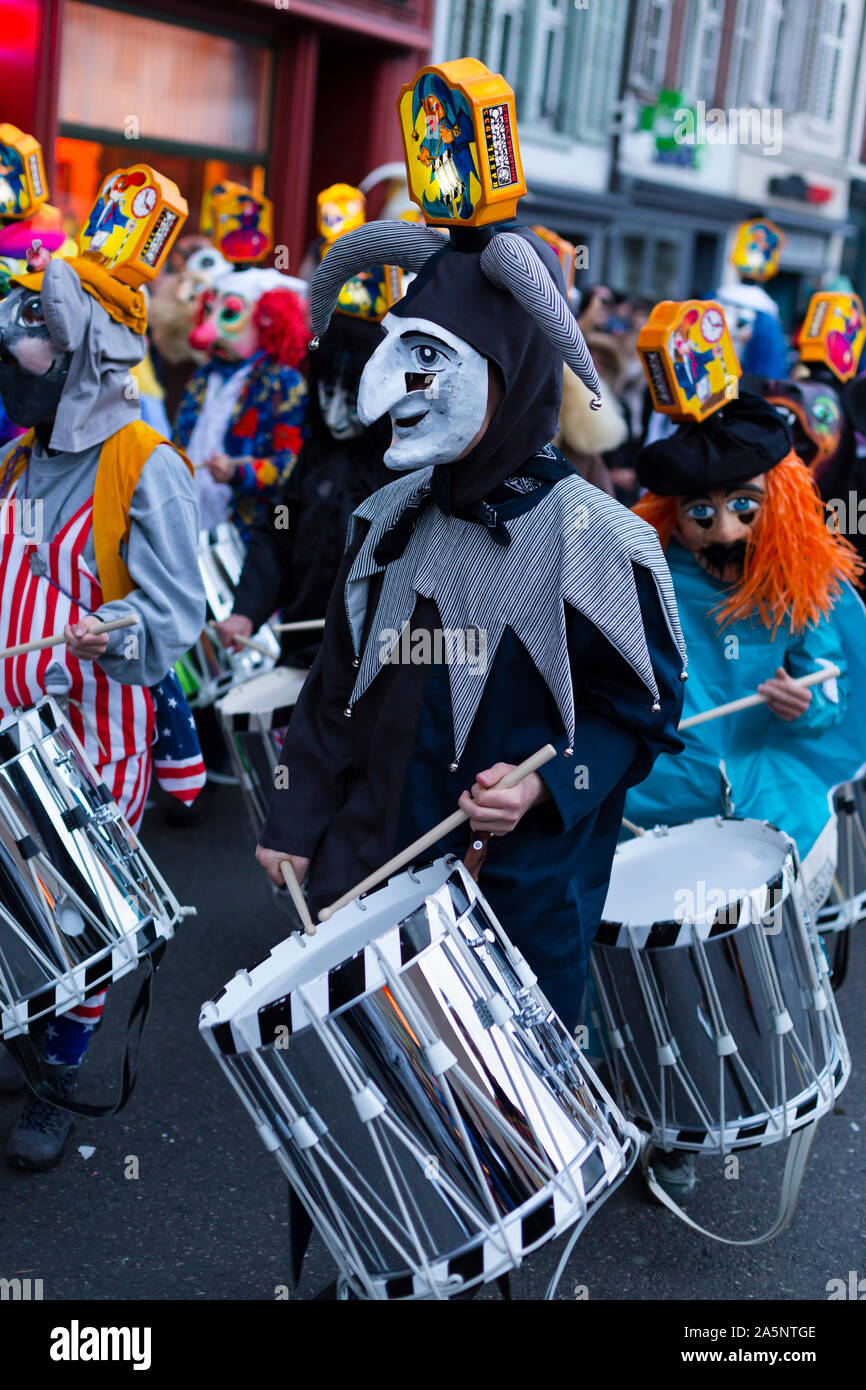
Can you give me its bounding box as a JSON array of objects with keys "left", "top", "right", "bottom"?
[{"left": 0, "top": 138, "right": 864, "bottom": 1244}]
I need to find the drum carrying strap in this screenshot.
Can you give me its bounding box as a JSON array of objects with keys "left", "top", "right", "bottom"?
[
  {"left": 641, "top": 1121, "right": 818, "bottom": 1247},
  {"left": 5, "top": 940, "right": 167, "bottom": 1118}
]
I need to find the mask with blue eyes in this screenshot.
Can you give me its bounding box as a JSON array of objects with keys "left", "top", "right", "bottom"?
[{"left": 357, "top": 313, "right": 489, "bottom": 471}]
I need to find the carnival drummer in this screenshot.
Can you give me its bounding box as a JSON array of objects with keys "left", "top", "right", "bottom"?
[
  {"left": 254, "top": 122, "right": 688, "bottom": 1029},
  {"left": 0, "top": 206, "right": 205, "bottom": 1169}
]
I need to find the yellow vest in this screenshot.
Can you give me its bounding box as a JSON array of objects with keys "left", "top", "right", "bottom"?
[{"left": 2, "top": 422, "right": 193, "bottom": 603}]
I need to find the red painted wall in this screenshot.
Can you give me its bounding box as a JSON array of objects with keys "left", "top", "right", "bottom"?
[
  {"left": 0, "top": 0, "right": 63, "bottom": 187},
  {"left": 0, "top": 0, "right": 432, "bottom": 270}
]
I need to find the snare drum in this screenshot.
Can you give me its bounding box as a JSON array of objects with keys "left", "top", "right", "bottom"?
[
  {"left": 0, "top": 698, "right": 187, "bottom": 1039},
  {"left": 182, "top": 524, "right": 281, "bottom": 708},
  {"left": 216, "top": 667, "right": 307, "bottom": 837},
  {"left": 591, "top": 817, "right": 849, "bottom": 1156},
  {"left": 200, "top": 857, "right": 637, "bottom": 1300}
]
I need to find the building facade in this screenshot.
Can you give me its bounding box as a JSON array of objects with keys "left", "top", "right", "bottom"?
[
  {"left": 434, "top": 0, "right": 866, "bottom": 328},
  {"left": 0, "top": 0, "right": 434, "bottom": 271}
]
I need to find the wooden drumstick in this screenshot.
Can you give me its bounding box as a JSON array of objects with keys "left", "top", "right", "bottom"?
[
  {"left": 679, "top": 664, "right": 841, "bottom": 730},
  {"left": 0, "top": 613, "right": 138, "bottom": 662},
  {"left": 207, "top": 622, "right": 273, "bottom": 659},
  {"left": 280, "top": 860, "right": 317, "bottom": 937},
  {"left": 270, "top": 619, "right": 326, "bottom": 633},
  {"left": 318, "top": 743, "right": 557, "bottom": 922}
]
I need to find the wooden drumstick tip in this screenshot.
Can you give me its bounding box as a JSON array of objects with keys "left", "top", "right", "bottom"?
[{"left": 280, "top": 860, "right": 316, "bottom": 936}]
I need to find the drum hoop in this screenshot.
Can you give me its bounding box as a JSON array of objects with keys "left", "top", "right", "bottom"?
[
  {"left": 600, "top": 818, "right": 797, "bottom": 948},
  {"left": 201, "top": 859, "right": 483, "bottom": 1055}
]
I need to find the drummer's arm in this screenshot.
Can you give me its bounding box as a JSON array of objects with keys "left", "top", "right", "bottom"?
[
  {"left": 256, "top": 528, "right": 365, "bottom": 876},
  {"left": 230, "top": 465, "right": 303, "bottom": 631},
  {"left": 774, "top": 618, "right": 848, "bottom": 735},
  {"left": 537, "top": 568, "right": 686, "bottom": 832},
  {"left": 91, "top": 444, "right": 206, "bottom": 686}
]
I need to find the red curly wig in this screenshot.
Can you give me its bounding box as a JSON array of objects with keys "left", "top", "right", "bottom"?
[
  {"left": 253, "top": 288, "right": 308, "bottom": 369},
  {"left": 634, "top": 449, "right": 863, "bottom": 635}
]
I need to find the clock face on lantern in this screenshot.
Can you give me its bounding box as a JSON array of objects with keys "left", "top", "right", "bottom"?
[
  {"left": 701, "top": 307, "right": 724, "bottom": 343},
  {"left": 132, "top": 186, "right": 157, "bottom": 218}
]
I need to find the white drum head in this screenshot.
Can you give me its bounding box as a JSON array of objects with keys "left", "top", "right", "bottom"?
[
  {"left": 217, "top": 667, "right": 307, "bottom": 716},
  {"left": 604, "top": 817, "right": 791, "bottom": 929}
]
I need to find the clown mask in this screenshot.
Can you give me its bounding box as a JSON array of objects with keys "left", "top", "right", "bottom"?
[
  {"left": 675, "top": 476, "right": 765, "bottom": 584},
  {"left": 189, "top": 284, "right": 259, "bottom": 363},
  {"left": 358, "top": 313, "right": 489, "bottom": 470},
  {"left": 0, "top": 285, "right": 70, "bottom": 426}
]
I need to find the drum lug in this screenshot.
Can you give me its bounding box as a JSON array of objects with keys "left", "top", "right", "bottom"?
[
  {"left": 715, "top": 1032, "right": 737, "bottom": 1056},
  {"left": 474, "top": 995, "right": 512, "bottom": 1030},
  {"left": 509, "top": 948, "right": 537, "bottom": 990},
  {"left": 256, "top": 1120, "right": 283, "bottom": 1153},
  {"left": 423, "top": 1039, "right": 456, "bottom": 1074},
  {"left": 289, "top": 1115, "right": 322, "bottom": 1149},
  {"left": 772, "top": 1009, "right": 794, "bottom": 1035},
  {"left": 352, "top": 1082, "right": 387, "bottom": 1123}
]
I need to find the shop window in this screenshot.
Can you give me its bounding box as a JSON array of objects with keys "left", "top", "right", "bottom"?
[
  {"left": 679, "top": 0, "right": 724, "bottom": 104},
  {"left": 55, "top": 2, "right": 272, "bottom": 232},
  {"left": 629, "top": 0, "right": 673, "bottom": 96}
]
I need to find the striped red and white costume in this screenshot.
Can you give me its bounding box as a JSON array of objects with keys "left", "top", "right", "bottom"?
[{"left": 0, "top": 478, "right": 154, "bottom": 832}]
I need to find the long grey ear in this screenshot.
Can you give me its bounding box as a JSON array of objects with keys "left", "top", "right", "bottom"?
[
  {"left": 309, "top": 221, "right": 445, "bottom": 342},
  {"left": 480, "top": 231, "right": 602, "bottom": 408}
]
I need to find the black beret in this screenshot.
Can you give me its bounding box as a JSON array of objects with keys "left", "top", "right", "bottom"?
[{"left": 636, "top": 391, "right": 794, "bottom": 496}]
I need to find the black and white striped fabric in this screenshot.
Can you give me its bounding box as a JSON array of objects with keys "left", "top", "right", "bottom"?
[
  {"left": 344, "top": 468, "right": 687, "bottom": 765},
  {"left": 480, "top": 231, "right": 602, "bottom": 407},
  {"left": 309, "top": 222, "right": 445, "bottom": 341}
]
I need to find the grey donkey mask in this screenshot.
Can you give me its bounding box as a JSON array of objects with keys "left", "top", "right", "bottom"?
[{"left": 0, "top": 258, "right": 145, "bottom": 452}]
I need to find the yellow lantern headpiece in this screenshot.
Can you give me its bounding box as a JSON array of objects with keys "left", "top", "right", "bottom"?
[
  {"left": 638, "top": 300, "right": 742, "bottom": 423},
  {"left": 397, "top": 58, "right": 526, "bottom": 228},
  {"left": 798, "top": 291, "right": 866, "bottom": 383}
]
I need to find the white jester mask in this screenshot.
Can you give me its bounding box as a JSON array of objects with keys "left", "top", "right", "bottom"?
[{"left": 358, "top": 312, "right": 489, "bottom": 470}]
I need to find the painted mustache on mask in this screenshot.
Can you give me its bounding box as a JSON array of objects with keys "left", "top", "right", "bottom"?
[{"left": 699, "top": 539, "right": 749, "bottom": 574}]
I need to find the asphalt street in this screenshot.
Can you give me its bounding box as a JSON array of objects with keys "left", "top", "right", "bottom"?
[{"left": 1, "top": 776, "right": 864, "bottom": 1303}]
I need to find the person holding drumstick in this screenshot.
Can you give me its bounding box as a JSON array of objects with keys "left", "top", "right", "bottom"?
[
  {"left": 623, "top": 314, "right": 866, "bottom": 1201},
  {"left": 254, "top": 60, "right": 688, "bottom": 1032},
  {"left": 0, "top": 176, "right": 205, "bottom": 1170}
]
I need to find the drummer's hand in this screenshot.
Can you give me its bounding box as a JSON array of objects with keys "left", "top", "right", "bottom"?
[
  {"left": 205, "top": 452, "right": 237, "bottom": 484},
  {"left": 458, "top": 764, "right": 550, "bottom": 836},
  {"left": 214, "top": 614, "right": 254, "bottom": 652},
  {"left": 757, "top": 666, "right": 812, "bottom": 722},
  {"left": 255, "top": 846, "right": 310, "bottom": 890},
  {"left": 64, "top": 615, "right": 110, "bottom": 661}
]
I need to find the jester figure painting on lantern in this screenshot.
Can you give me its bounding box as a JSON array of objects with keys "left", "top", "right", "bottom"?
[{"left": 409, "top": 73, "right": 481, "bottom": 221}]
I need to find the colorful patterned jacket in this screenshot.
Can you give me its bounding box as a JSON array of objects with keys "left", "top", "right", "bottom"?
[{"left": 173, "top": 352, "right": 308, "bottom": 543}]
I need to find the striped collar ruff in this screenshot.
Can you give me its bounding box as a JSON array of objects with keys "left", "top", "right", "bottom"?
[{"left": 345, "top": 467, "right": 686, "bottom": 763}]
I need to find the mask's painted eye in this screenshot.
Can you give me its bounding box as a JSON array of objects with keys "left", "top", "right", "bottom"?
[
  {"left": 19, "top": 295, "right": 44, "bottom": 327},
  {"left": 813, "top": 397, "right": 839, "bottom": 425},
  {"left": 727, "top": 495, "right": 761, "bottom": 516},
  {"left": 685, "top": 503, "right": 714, "bottom": 521},
  {"left": 219, "top": 295, "right": 245, "bottom": 326},
  {"left": 412, "top": 343, "right": 445, "bottom": 370}
]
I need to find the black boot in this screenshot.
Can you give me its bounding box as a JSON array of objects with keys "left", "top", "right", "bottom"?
[
  {"left": 0, "top": 1044, "right": 25, "bottom": 1096},
  {"left": 5, "top": 1063, "right": 77, "bottom": 1171}
]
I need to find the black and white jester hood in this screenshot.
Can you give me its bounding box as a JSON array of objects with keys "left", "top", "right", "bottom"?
[{"left": 310, "top": 220, "right": 687, "bottom": 761}]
